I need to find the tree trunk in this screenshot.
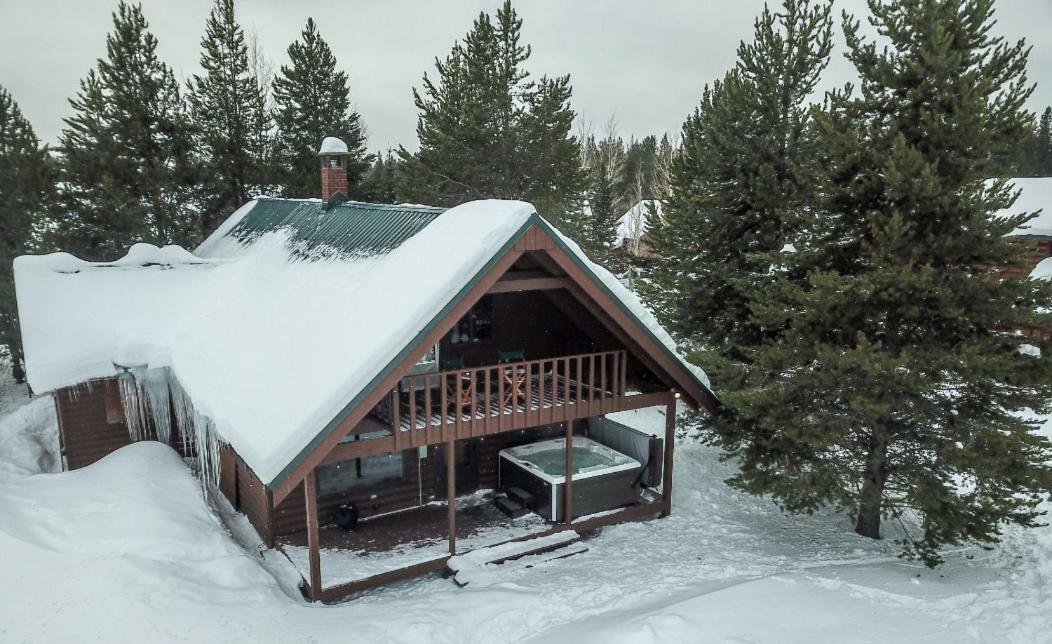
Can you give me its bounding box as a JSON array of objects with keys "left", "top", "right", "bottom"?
[{"left": 855, "top": 420, "right": 890, "bottom": 539}]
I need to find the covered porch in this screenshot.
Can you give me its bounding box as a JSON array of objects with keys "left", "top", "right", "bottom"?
[{"left": 292, "top": 398, "right": 677, "bottom": 602}]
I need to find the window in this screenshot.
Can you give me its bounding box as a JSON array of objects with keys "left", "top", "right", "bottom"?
[
  {"left": 449, "top": 296, "right": 493, "bottom": 344},
  {"left": 317, "top": 451, "right": 405, "bottom": 496},
  {"left": 328, "top": 156, "right": 342, "bottom": 168}
]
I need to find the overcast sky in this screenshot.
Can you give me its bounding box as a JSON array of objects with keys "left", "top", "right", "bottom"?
[{"left": 2, "top": 0, "right": 1051, "bottom": 152}]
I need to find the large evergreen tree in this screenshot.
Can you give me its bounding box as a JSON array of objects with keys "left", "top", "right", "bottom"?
[
  {"left": 187, "top": 0, "right": 272, "bottom": 238},
  {"left": 398, "top": 0, "right": 585, "bottom": 227},
  {"left": 0, "top": 85, "right": 53, "bottom": 382},
  {"left": 641, "top": 0, "right": 832, "bottom": 356},
  {"left": 54, "top": 1, "right": 197, "bottom": 259},
  {"left": 272, "top": 18, "right": 368, "bottom": 198},
  {"left": 720, "top": 0, "right": 1052, "bottom": 565}
]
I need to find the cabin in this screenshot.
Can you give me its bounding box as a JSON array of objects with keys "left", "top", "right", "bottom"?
[
  {"left": 1004, "top": 177, "right": 1052, "bottom": 278},
  {"left": 14, "top": 138, "right": 719, "bottom": 602}
]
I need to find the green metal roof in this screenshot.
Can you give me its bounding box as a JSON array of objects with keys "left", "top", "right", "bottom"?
[{"left": 223, "top": 198, "right": 447, "bottom": 258}]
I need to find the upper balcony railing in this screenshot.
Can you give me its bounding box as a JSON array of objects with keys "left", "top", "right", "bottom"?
[{"left": 323, "top": 349, "right": 675, "bottom": 463}]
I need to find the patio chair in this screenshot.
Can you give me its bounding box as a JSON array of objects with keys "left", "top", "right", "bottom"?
[{"left": 442, "top": 357, "right": 474, "bottom": 418}]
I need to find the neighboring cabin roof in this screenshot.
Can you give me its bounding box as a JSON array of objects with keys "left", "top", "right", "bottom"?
[
  {"left": 1003, "top": 177, "right": 1052, "bottom": 237},
  {"left": 15, "top": 198, "right": 713, "bottom": 488},
  {"left": 614, "top": 200, "right": 661, "bottom": 248}
]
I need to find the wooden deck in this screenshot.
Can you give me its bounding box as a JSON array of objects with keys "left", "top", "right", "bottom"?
[
  {"left": 280, "top": 494, "right": 547, "bottom": 555},
  {"left": 382, "top": 371, "right": 608, "bottom": 431},
  {"left": 324, "top": 350, "right": 673, "bottom": 463}
]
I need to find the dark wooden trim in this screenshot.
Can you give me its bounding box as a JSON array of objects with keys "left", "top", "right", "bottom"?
[
  {"left": 318, "top": 557, "right": 451, "bottom": 602},
  {"left": 324, "top": 390, "right": 674, "bottom": 461},
  {"left": 272, "top": 246, "right": 526, "bottom": 505},
  {"left": 661, "top": 400, "right": 676, "bottom": 517},
  {"left": 447, "top": 439, "right": 456, "bottom": 555},
  {"left": 488, "top": 275, "right": 574, "bottom": 294},
  {"left": 564, "top": 421, "right": 573, "bottom": 523},
  {"left": 265, "top": 487, "right": 276, "bottom": 548},
  {"left": 54, "top": 392, "right": 69, "bottom": 470},
  {"left": 304, "top": 470, "right": 322, "bottom": 601}
]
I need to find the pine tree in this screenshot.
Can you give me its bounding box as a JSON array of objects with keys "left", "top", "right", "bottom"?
[
  {"left": 54, "top": 1, "right": 196, "bottom": 259},
  {"left": 580, "top": 136, "right": 622, "bottom": 268},
  {"left": 0, "top": 85, "right": 53, "bottom": 382},
  {"left": 356, "top": 150, "right": 399, "bottom": 204},
  {"left": 398, "top": 1, "right": 585, "bottom": 228},
  {"left": 641, "top": 0, "right": 832, "bottom": 350},
  {"left": 1037, "top": 107, "right": 1052, "bottom": 176},
  {"left": 272, "top": 18, "right": 368, "bottom": 198},
  {"left": 187, "top": 0, "right": 272, "bottom": 237},
  {"left": 724, "top": 0, "right": 1052, "bottom": 565}
]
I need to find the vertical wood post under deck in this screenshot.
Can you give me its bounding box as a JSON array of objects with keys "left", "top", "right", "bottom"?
[
  {"left": 447, "top": 439, "right": 456, "bottom": 555},
  {"left": 304, "top": 470, "right": 322, "bottom": 600},
  {"left": 564, "top": 420, "right": 573, "bottom": 523},
  {"left": 661, "top": 398, "right": 676, "bottom": 517}
]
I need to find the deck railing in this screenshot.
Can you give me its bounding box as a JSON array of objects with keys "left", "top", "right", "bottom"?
[{"left": 386, "top": 350, "right": 628, "bottom": 449}]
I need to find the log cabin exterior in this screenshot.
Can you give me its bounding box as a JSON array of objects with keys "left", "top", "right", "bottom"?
[{"left": 16, "top": 140, "right": 720, "bottom": 602}]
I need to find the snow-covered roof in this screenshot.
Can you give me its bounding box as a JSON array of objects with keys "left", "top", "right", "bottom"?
[
  {"left": 1031, "top": 257, "right": 1052, "bottom": 280},
  {"left": 318, "top": 137, "right": 349, "bottom": 155},
  {"left": 1002, "top": 177, "right": 1052, "bottom": 237},
  {"left": 615, "top": 200, "right": 661, "bottom": 248},
  {"left": 15, "top": 198, "right": 711, "bottom": 487}
]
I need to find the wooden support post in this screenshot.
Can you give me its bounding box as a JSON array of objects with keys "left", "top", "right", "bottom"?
[
  {"left": 564, "top": 420, "right": 573, "bottom": 524},
  {"left": 304, "top": 470, "right": 322, "bottom": 601},
  {"left": 661, "top": 398, "right": 676, "bottom": 517},
  {"left": 447, "top": 439, "right": 456, "bottom": 555}
]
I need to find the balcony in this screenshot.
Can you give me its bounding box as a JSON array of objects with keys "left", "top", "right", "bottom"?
[{"left": 324, "top": 350, "right": 673, "bottom": 462}]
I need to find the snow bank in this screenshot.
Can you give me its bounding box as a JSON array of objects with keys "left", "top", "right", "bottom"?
[
  {"left": 1002, "top": 177, "right": 1052, "bottom": 237},
  {"left": 0, "top": 395, "right": 1045, "bottom": 642}
]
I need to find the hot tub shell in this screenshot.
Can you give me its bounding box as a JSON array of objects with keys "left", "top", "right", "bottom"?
[{"left": 499, "top": 436, "right": 643, "bottom": 521}]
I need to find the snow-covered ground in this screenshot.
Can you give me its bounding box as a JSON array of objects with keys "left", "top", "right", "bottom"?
[{"left": 2, "top": 367, "right": 1052, "bottom": 642}]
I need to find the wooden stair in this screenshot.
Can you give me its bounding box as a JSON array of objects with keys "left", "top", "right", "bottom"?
[{"left": 446, "top": 531, "right": 588, "bottom": 587}]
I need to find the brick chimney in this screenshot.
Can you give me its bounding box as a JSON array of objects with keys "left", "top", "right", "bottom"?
[{"left": 319, "top": 137, "right": 349, "bottom": 201}]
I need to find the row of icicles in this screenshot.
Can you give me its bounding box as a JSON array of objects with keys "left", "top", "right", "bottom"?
[{"left": 115, "top": 366, "right": 223, "bottom": 494}]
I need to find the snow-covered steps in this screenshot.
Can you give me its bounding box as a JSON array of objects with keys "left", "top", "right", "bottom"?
[{"left": 447, "top": 531, "right": 587, "bottom": 587}]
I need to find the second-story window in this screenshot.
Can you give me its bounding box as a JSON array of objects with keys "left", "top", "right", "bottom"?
[{"left": 450, "top": 296, "right": 493, "bottom": 344}]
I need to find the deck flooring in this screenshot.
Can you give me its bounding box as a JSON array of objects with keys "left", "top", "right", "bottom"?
[{"left": 278, "top": 493, "right": 552, "bottom": 586}]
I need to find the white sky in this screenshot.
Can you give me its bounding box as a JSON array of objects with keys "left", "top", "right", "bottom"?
[{"left": 1, "top": 0, "right": 1050, "bottom": 152}]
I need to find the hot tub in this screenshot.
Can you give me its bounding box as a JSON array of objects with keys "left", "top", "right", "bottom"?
[{"left": 499, "top": 436, "right": 643, "bottom": 521}]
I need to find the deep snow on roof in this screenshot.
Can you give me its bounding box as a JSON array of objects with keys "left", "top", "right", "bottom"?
[
  {"left": 1003, "top": 177, "right": 1052, "bottom": 237},
  {"left": 318, "top": 136, "right": 349, "bottom": 155},
  {"left": 15, "top": 198, "right": 711, "bottom": 485},
  {"left": 615, "top": 200, "right": 660, "bottom": 248}
]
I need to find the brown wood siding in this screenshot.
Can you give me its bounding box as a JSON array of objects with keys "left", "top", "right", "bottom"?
[
  {"left": 56, "top": 381, "right": 133, "bottom": 470},
  {"left": 56, "top": 377, "right": 194, "bottom": 470},
  {"left": 219, "top": 443, "right": 238, "bottom": 507},
  {"left": 272, "top": 446, "right": 438, "bottom": 538},
  {"left": 235, "top": 453, "right": 272, "bottom": 546}
]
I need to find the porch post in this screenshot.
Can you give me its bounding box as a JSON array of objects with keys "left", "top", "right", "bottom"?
[
  {"left": 564, "top": 420, "right": 573, "bottom": 523},
  {"left": 447, "top": 439, "right": 456, "bottom": 555},
  {"left": 661, "top": 396, "right": 676, "bottom": 517},
  {"left": 304, "top": 469, "right": 322, "bottom": 600}
]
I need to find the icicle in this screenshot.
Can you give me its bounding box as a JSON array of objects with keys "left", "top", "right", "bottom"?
[
  {"left": 106, "top": 364, "right": 224, "bottom": 497},
  {"left": 142, "top": 368, "right": 173, "bottom": 444},
  {"left": 168, "top": 375, "right": 222, "bottom": 494},
  {"left": 117, "top": 366, "right": 151, "bottom": 442}
]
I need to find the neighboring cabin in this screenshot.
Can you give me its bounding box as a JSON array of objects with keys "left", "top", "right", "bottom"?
[{"left": 14, "top": 139, "right": 718, "bottom": 602}]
